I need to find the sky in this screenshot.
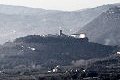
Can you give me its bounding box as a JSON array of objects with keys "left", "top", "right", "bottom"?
[{"left": 0, "top": 0, "right": 120, "bottom": 11}]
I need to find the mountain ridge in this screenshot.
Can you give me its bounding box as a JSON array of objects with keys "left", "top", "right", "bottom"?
[
  {"left": 77, "top": 6, "right": 120, "bottom": 45},
  {"left": 0, "top": 3, "right": 118, "bottom": 44}
]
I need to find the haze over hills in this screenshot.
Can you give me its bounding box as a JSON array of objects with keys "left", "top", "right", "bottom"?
[
  {"left": 0, "top": 4, "right": 115, "bottom": 44},
  {"left": 0, "top": 4, "right": 120, "bottom": 78},
  {"left": 78, "top": 6, "right": 120, "bottom": 46}
]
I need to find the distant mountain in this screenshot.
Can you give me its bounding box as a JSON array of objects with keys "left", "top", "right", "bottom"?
[
  {"left": 77, "top": 6, "right": 120, "bottom": 46},
  {"left": 0, "top": 4, "right": 114, "bottom": 44},
  {"left": 0, "top": 35, "right": 116, "bottom": 69}
]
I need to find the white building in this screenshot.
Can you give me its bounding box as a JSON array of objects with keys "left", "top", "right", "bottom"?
[{"left": 71, "top": 33, "right": 86, "bottom": 39}]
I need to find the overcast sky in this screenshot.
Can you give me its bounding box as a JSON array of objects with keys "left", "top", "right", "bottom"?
[{"left": 0, "top": 0, "right": 120, "bottom": 11}]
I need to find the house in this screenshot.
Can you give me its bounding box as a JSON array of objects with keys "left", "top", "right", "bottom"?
[{"left": 71, "top": 33, "right": 86, "bottom": 39}]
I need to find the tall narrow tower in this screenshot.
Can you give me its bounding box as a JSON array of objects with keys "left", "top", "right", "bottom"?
[{"left": 60, "top": 30, "right": 62, "bottom": 36}]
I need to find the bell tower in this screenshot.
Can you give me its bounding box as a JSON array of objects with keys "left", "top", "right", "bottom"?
[{"left": 60, "top": 30, "right": 62, "bottom": 36}]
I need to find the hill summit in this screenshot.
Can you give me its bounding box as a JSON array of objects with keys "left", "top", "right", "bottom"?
[{"left": 0, "top": 30, "right": 117, "bottom": 69}]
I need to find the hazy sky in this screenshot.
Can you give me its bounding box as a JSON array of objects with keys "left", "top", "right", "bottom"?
[{"left": 0, "top": 0, "right": 120, "bottom": 11}]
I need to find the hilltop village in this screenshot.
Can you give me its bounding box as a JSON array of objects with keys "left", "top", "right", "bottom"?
[{"left": 15, "top": 30, "right": 89, "bottom": 43}]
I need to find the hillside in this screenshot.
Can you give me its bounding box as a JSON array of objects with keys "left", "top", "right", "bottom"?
[
  {"left": 0, "top": 34, "right": 117, "bottom": 69},
  {"left": 87, "top": 54, "right": 120, "bottom": 74},
  {"left": 0, "top": 4, "right": 114, "bottom": 44},
  {"left": 77, "top": 6, "right": 120, "bottom": 46}
]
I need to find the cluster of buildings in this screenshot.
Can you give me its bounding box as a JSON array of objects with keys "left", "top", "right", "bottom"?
[{"left": 59, "top": 30, "right": 87, "bottom": 39}]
